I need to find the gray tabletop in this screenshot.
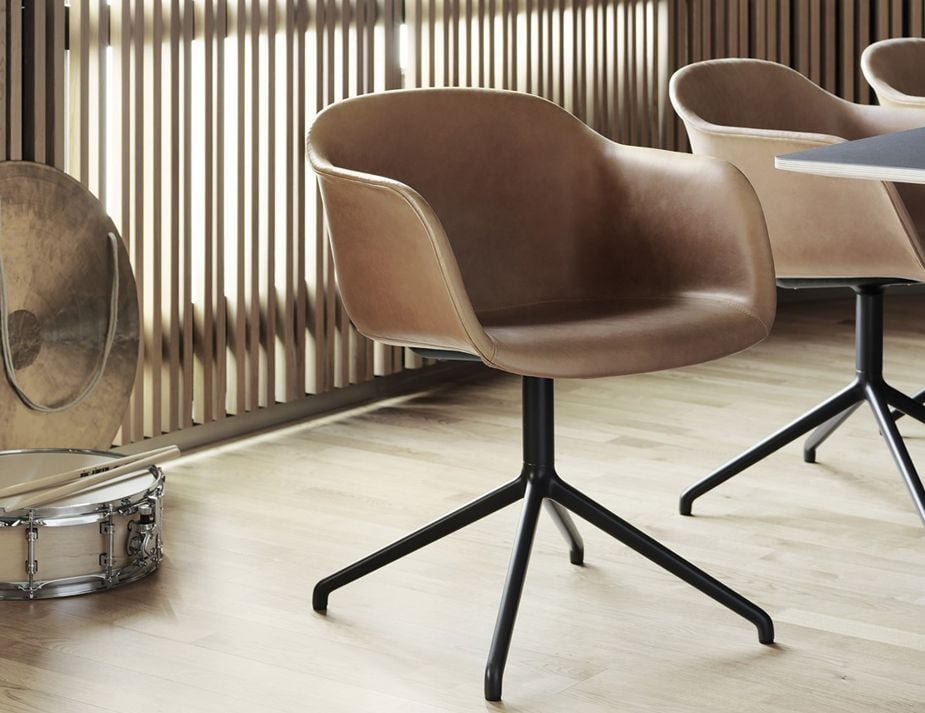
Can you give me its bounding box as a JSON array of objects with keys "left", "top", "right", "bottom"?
[{"left": 775, "top": 126, "right": 925, "bottom": 184}]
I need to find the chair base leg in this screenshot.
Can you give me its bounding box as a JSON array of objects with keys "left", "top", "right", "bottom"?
[
  {"left": 683, "top": 380, "right": 925, "bottom": 523},
  {"left": 548, "top": 477, "right": 774, "bottom": 645},
  {"left": 544, "top": 500, "right": 584, "bottom": 565},
  {"left": 312, "top": 477, "right": 525, "bottom": 612},
  {"left": 803, "top": 402, "right": 863, "bottom": 463},
  {"left": 679, "top": 383, "right": 861, "bottom": 515},
  {"left": 681, "top": 285, "right": 925, "bottom": 526},
  {"left": 317, "top": 465, "right": 774, "bottom": 702},
  {"left": 885, "top": 385, "right": 925, "bottom": 425},
  {"left": 891, "top": 385, "right": 925, "bottom": 422},
  {"left": 867, "top": 385, "right": 925, "bottom": 524},
  {"left": 316, "top": 377, "right": 773, "bottom": 701},
  {"left": 484, "top": 476, "right": 545, "bottom": 701},
  {"left": 480, "top": 469, "right": 774, "bottom": 701}
]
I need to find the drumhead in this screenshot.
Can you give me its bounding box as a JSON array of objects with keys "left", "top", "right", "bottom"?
[{"left": 0, "top": 449, "right": 159, "bottom": 518}]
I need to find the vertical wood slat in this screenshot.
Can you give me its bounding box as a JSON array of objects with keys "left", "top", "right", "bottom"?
[
  {"left": 113, "top": 0, "right": 130, "bottom": 439},
  {"left": 91, "top": 0, "right": 106, "bottom": 197},
  {"left": 755, "top": 0, "right": 766, "bottom": 59},
  {"left": 310, "top": 0, "right": 326, "bottom": 392},
  {"left": 198, "top": 0, "right": 215, "bottom": 424},
  {"left": 778, "top": 0, "right": 789, "bottom": 65},
  {"left": 266, "top": 0, "right": 278, "bottom": 400},
  {"left": 9, "top": 0, "right": 21, "bottom": 160},
  {"left": 216, "top": 0, "right": 229, "bottom": 417},
  {"left": 858, "top": 0, "right": 871, "bottom": 102},
  {"left": 150, "top": 0, "right": 163, "bottom": 437},
  {"left": 841, "top": 0, "right": 854, "bottom": 102},
  {"left": 249, "top": 0, "right": 261, "bottom": 406},
  {"left": 169, "top": 0, "right": 181, "bottom": 433},
  {"left": 334, "top": 0, "right": 348, "bottom": 386},
  {"left": 283, "top": 0, "right": 297, "bottom": 400},
  {"left": 726, "top": 0, "right": 739, "bottom": 56},
  {"left": 68, "top": 0, "right": 89, "bottom": 184},
  {"left": 181, "top": 0, "right": 194, "bottom": 427},
  {"left": 132, "top": 0, "right": 145, "bottom": 442},
  {"left": 52, "top": 1, "right": 64, "bottom": 168},
  {"left": 322, "top": 0, "right": 336, "bottom": 384},
  {"left": 432, "top": 0, "right": 439, "bottom": 86},
  {"left": 0, "top": 0, "right": 6, "bottom": 161},
  {"left": 33, "top": 0, "right": 46, "bottom": 163},
  {"left": 796, "top": 0, "right": 810, "bottom": 78},
  {"left": 153, "top": 0, "right": 164, "bottom": 436},
  {"left": 767, "top": 0, "right": 777, "bottom": 61},
  {"left": 532, "top": 0, "right": 546, "bottom": 97},
  {"left": 877, "top": 0, "right": 889, "bottom": 41},
  {"left": 294, "top": 0, "right": 307, "bottom": 397},
  {"left": 640, "top": 0, "right": 650, "bottom": 146},
  {"left": 810, "top": 0, "right": 821, "bottom": 86},
  {"left": 823, "top": 0, "right": 835, "bottom": 93},
  {"left": 234, "top": 0, "right": 246, "bottom": 412}
]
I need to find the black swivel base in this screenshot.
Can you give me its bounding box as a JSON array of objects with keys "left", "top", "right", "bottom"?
[
  {"left": 314, "top": 376, "right": 774, "bottom": 701},
  {"left": 681, "top": 284, "right": 925, "bottom": 525}
]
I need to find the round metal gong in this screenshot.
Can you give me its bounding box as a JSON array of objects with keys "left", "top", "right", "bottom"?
[{"left": 0, "top": 162, "right": 138, "bottom": 449}]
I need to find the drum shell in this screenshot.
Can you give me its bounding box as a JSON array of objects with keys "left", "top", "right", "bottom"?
[{"left": 0, "top": 511, "right": 137, "bottom": 581}]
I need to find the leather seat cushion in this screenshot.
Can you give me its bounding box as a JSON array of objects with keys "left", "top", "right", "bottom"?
[{"left": 479, "top": 295, "right": 770, "bottom": 378}]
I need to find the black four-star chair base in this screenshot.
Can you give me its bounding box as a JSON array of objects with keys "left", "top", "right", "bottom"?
[
  {"left": 314, "top": 376, "right": 774, "bottom": 701},
  {"left": 681, "top": 282, "right": 925, "bottom": 525}
]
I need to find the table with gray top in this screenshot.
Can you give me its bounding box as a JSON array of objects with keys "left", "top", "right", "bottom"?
[{"left": 775, "top": 125, "right": 925, "bottom": 184}]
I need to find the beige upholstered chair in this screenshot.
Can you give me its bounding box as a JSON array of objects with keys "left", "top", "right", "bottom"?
[
  {"left": 670, "top": 58, "right": 925, "bottom": 525},
  {"left": 308, "top": 88, "right": 776, "bottom": 700},
  {"left": 862, "top": 37, "right": 925, "bottom": 110}
]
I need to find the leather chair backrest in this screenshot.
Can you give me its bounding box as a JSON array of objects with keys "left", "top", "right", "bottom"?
[{"left": 309, "top": 89, "right": 617, "bottom": 315}]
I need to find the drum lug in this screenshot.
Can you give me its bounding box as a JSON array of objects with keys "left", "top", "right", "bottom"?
[
  {"left": 100, "top": 510, "right": 115, "bottom": 581},
  {"left": 24, "top": 514, "right": 38, "bottom": 598},
  {"left": 24, "top": 528, "right": 37, "bottom": 575}
]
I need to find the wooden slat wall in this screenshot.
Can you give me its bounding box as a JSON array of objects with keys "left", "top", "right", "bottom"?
[{"left": 0, "top": 0, "right": 920, "bottom": 444}]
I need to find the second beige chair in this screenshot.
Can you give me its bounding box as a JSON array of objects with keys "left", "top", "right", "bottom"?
[
  {"left": 670, "top": 58, "right": 925, "bottom": 525},
  {"left": 862, "top": 37, "right": 925, "bottom": 110},
  {"left": 860, "top": 38, "right": 925, "bottom": 422}
]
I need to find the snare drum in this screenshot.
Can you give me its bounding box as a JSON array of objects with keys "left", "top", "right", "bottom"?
[{"left": 0, "top": 449, "right": 164, "bottom": 599}]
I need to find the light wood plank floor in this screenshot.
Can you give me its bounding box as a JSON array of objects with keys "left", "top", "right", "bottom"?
[{"left": 5, "top": 295, "right": 925, "bottom": 713}]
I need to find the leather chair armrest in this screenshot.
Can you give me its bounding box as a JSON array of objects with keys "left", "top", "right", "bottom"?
[
  {"left": 311, "top": 162, "right": 493, "bottom": 359},
  {"left": 600, "top": 144, "right": 776, "bottom": 329}
]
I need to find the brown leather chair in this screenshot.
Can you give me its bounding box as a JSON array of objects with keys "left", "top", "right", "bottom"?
[
  {"left": 308, "top": 87, "right": 776, "bottom": 701},
  {"left": 670, "top": 58, "right": 925, "bottom": 525},
  {"left": 862, "top": 38, "right": 925, "bottom": 110}
]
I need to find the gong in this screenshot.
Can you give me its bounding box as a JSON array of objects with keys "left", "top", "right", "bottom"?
[{"left": 0, "top": 162, "right": 139, "bottom": 449}]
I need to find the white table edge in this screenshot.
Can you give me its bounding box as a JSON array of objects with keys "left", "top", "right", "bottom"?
[{"left": 774, "top": 155, "right": 925, "bottom": 185}]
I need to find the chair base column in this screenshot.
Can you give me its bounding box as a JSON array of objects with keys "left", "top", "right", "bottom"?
[
  {"left": 314, "top": 376, "right": 774, "bottom": 701},
  {"left": 680, "top": 284, "right": 925, "bottom": 525}
]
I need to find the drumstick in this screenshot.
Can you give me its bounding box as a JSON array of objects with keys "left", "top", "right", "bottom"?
[
  {"left": 9, "top": 449, "right": 175, "bottom": 511},
  {"left": 0, "top": 446, "right": 179, "bottom": 499}
]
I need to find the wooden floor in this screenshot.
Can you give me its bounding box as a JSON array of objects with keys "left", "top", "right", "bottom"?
[{"left": 5, "top": 295, "right": 925, "bottom": 713}]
